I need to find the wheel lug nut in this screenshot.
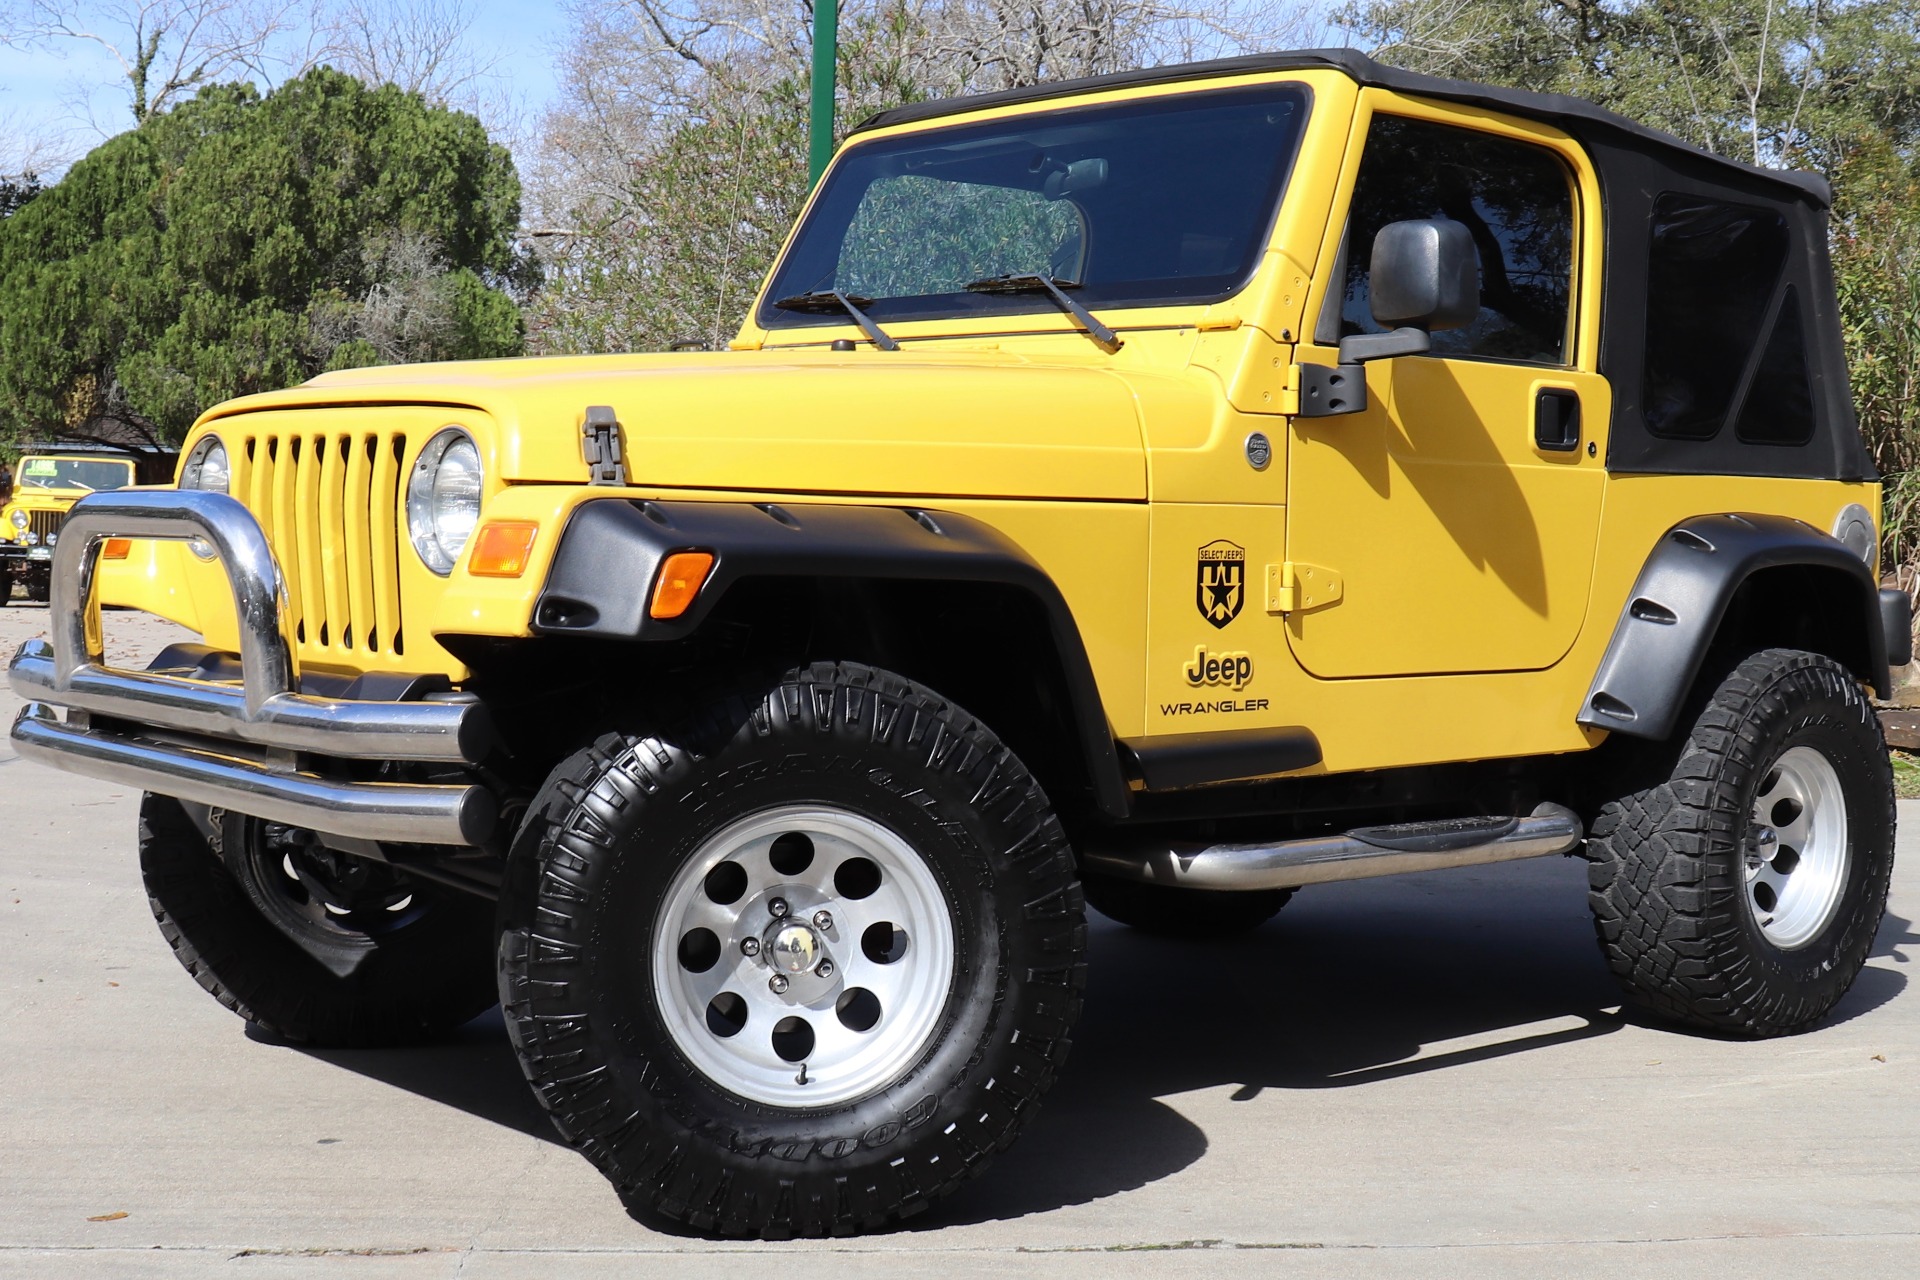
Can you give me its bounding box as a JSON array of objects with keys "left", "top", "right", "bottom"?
[
  {"left": 769, "top": 974, "right": 789, "bottom": 994},
  {"left": 813, "top": 910, "right": 833, "bottom": 930},
  {"left": 816, "top": 959, "right": 835, "bottom": 979},
  {"left": 740, "top": 937, "right": 760, "bottom": 957},
  {"left": 769, "top": 897, "right": 789, "bottom": 918}
]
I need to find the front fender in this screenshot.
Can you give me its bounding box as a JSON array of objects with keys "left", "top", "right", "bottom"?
[
  {"left": 529, "top": 497, "right": 1129, "bottom": 817},
  {"left": 1578, "top": 513, "right": 1886, "bottom": 741}
]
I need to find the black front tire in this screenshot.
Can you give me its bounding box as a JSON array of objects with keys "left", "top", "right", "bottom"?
[
  {"left": 139, "top": 794, "right": 500, "bottom": 1046},
  {"left": 1586, "top": 649, "right": 1895, "bottom": 1036},
  {"left": 497, "top": 662, "right": 1087, "bottom": 1237}
]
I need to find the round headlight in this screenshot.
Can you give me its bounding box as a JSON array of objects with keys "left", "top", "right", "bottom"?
[
  {"left": 180, "top": 437, "right": 230, "bottom": 494},
  {"left": 8, "top": 508, "right": 24, "bottom": 530},
  {"left": 406, "top": 428, "right": 482, "bottom": 575}
]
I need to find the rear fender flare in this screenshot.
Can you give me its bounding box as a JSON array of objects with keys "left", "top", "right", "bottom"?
[{"left": 1578, "top": 513, "right": 1887, "bottom": 742}]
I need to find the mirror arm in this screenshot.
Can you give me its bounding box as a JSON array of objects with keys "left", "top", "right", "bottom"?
[
  {"left": 1337, "top": 325, "right": 1431, "bottom": 365},
  {"left": 1297, "top": 325, "right": 1431, "bottom": 420}
]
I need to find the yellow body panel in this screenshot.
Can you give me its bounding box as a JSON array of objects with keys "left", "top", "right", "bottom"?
[
  {"left": 1284, "top": 359, "right": 1612, "bottom": 676},
  {"left": 433, "top": 485, "right": 1153, "bottom": 737},
  {"left": 116, "top": 65, "right": 1880, "bottom": 784}
]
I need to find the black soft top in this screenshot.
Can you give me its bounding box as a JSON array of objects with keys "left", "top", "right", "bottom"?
[
  {"left": 853, "top": 48, "right": 1831, "bottom": 208},
  {"left": 854, "top": 48, "right": 1866, "bottom": 482}
]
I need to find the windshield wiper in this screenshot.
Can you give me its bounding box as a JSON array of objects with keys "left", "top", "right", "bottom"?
[
  {"left": 963, "top": 274, "right": 1123, "bottom": 352},
  {"left": 771, "top": 290, "right": 900, "bottom": 351}
]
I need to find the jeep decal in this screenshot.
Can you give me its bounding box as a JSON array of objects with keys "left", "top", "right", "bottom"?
[{"left": 1197, "top": 539, "right": 1246, "bottom": 628}]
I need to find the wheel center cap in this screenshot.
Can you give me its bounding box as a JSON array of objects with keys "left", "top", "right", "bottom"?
[{"left": 768, "top": 923, "right": 820, "bottom": 974}]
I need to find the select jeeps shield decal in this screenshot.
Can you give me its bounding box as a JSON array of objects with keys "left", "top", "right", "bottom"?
[{"left": 1196, "top": 539, "right": 1246, "bottom": 629}]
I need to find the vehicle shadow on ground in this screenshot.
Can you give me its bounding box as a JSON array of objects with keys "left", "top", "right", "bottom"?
[
  {"left": 290, "top": 1010, "right": 556, "bottom": 1144},
  {"left": 928, "top": 856, "right": 1912, "bottom": 1227},
  {"left": 293, "top": 855, "right": 1912, "bottom": 1231}
]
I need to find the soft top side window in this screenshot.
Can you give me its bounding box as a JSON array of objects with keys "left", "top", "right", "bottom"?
[
  {"left": 1330, "top": 114, "right": 1576, "bottom": 366},
  {"left": 1733, "top": 285, "right": 1816, "bottom": 447},
  {"left": 1642, "top": 192, "right": 1807, "bottom": 444}
]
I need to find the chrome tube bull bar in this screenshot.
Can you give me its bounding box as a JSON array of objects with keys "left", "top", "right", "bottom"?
[
  {"left": 6, "top": 491, "right": 493, "bottom": 847},
  {"left": 11, "top": 705, "right": 496, "bottom": 845}
]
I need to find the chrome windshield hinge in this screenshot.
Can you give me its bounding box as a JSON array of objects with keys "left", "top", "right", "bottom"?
[{"left": 582, "top": 405, "right": 627, "bottom": 486}]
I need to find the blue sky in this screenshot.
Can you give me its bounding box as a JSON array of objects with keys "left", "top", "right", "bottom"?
[{"left": 0, "top": 0, "right": 572, "bottom": 174}]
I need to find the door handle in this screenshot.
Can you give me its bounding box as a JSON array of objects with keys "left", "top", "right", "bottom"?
[{"left": 1535, "top": 388, "right": 1581, "bottom": 452}]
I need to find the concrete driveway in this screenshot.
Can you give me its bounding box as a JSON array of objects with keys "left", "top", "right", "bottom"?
[{"left": 2, "top": 603, "right": 1917, "bottom": 1278}]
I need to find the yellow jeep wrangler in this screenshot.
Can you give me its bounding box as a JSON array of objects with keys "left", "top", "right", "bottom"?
[
  {"left": 9, "top": 51, "right": 1907, "bottom": 1235},
  {"left": 0, "top": 443, "right": 169, "bottom": 603}
]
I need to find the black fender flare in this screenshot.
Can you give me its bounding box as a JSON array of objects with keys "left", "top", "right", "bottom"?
[
  {"left": 1578, "top": 513, "right": 1891, "bottom": 742},
  {"left": 530, "top": 498, "right": 1130, "bottom": 817}
]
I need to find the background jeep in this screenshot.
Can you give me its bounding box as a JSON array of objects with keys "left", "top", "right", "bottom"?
[
  {"left": 8, "top": 50, "right": 1907, "bottom": 1236},
  {"left": 0, "top": 442, "right": 173, "bottom": 604}
]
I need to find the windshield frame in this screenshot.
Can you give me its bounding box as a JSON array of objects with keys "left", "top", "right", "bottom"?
[
  {"left": 15, "top": 456, "right": 137, "bottom": 493},
  {"left": 757, "top": 80, "right": 1314, "bottom": 335}
]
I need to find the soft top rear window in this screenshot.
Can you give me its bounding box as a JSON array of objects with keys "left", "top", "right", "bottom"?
[{"left": 759, "top": 84, "right": 1310, "bottom": 330}]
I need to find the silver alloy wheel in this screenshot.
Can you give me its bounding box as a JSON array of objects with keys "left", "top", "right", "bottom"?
[
  {"left": 651, "top": 805, "right": 957, "bottom": 1108},
  {"left": 1745, "top": 745, "right": 1850, "bottom": 950}
]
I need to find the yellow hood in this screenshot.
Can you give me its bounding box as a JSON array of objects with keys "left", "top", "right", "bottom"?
[{"left": 199, "top": 349, "right": 1158, "bottom": 502}]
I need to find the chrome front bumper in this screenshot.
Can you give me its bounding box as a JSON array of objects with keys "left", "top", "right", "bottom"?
[{"left": 6, "top": 491, "right": 495, "bottom": 846}]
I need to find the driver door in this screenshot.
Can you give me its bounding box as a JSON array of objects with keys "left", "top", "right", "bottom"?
[{"left": 1284, "top": 95, "right": 1609, "bottom": 679}]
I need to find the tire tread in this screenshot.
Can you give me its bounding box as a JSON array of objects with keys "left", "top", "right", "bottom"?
[{"left": 1586, "top": 648, "right": 1895, "bottom": 1037}]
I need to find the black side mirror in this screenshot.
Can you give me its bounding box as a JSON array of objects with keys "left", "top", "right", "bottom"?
[{"left": 1338, "top": 219, "right": 1480, "bottom": 364}]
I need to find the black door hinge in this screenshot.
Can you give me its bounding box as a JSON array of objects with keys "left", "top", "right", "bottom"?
[{"left": 582, "top": 405, "right": 627, "bottom": 486}]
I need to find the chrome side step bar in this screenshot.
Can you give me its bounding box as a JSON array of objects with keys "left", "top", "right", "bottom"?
[
  {"left": 11, "top": 703, "right": 495, "bottom": 847},
  {"left": 1081, "top": 803, "right": 1585, "bottom": 891}
]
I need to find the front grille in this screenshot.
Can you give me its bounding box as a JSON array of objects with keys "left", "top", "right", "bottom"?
[
  {"left": 29, "top": 509, "right": 62, "bottom": 544},
  {"left": 234, "top": 429, "right": 409, "bottom": 662}
]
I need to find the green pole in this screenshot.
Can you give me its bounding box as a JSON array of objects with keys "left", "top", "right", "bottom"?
[{"left": 808, "top": 0, "right": 838, "bottom": 187}]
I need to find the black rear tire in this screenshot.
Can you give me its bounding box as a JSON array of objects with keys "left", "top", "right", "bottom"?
[
  {"left": 139, "top": 794, "right": 499, "bottom": 1046},
  {"left": 498, "top": 662, "right": 1086, "bottom": 1237},
  {"left": 1586, "top": 649, "right": 1895, "bottom": 1036},
  {"left": 1082, "top": 874, "right": 1292, "bottom": 937}
]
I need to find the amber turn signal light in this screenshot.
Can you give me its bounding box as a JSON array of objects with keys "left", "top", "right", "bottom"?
[
  {"left": 102, "top": 538, "right": 132, "bottom": 560},
  {"left": 649, "top": 551, "right": 715, "bottom": 620},
  {"left": 467, "top": 521, "right": 539, "bottom": 578}
]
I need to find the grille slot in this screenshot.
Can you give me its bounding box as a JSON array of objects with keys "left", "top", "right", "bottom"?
[
  {"left": 28, "top": 509, "right": 62, "bottom": 543},
  {"left": 238, "top": 429, "right": 407, "bottom": 663}
]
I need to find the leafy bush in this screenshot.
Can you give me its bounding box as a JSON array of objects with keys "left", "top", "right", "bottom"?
[{"left": 0, "top": 68, "right": 531, "bottom": 446}]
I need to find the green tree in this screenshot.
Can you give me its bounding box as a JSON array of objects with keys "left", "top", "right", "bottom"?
[
  {"left": 0, "top": 66, "right": 530, "bottom": 446},
  {"left": 529, "top": 86, "right": 812, "bottom": 355},
  {"left": 0, "top": 171, "right": 40, "bottom": 219}
]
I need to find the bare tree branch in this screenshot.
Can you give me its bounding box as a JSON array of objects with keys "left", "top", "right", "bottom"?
[
  {"left": 309, "top": 0, "right": 499, "bottom": 104},
  {"left": 1, "top": 0, "right": 294, "bottom": 122}
]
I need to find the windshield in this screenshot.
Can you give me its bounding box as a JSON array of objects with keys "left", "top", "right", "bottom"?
[
  {"left": 760, "top": 83, "right": 1310, "bottom": 331},
  {"left": 17, "top": 457, "right": 135, "bottom": 492}
]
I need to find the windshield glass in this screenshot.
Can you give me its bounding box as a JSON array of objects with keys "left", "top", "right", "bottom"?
[
  {"left": 760, "top": 83, "right": 1310, "bottom": 331},
  {"left": 18, "top": 457, "right": 135, "bottom": 492}
]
